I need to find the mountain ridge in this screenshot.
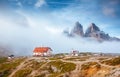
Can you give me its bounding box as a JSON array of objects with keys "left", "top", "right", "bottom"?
[{"left": 63, "top": 22, "right": 120, "bottom": 42}]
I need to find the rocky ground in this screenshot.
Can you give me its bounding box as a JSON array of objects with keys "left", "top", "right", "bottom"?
[{"left": 0, "top": 55, "right": 120, "bottom": 77}]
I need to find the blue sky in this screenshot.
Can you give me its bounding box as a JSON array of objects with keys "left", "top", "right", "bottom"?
[
  {"left": 0, "top": 0, "right": 120, "bottom": 55},
  {"left": 1, "top": 0, "right": 119, "bottom": 36}
]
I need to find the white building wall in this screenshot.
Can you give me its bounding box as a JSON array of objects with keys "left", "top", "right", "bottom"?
[{"left": 33, "top": 49, "right": 52, "bottom": 56}]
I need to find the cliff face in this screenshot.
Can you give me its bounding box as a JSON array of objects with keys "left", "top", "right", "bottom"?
[
  {"left": 71, "top": 21, "right": 84, "bottom": 37},
  {"left": 84, "top": 23, "right": 111, "bottom": 41},
  {"left": 85, "top": 23, "right": 100, "bottom": 37}
]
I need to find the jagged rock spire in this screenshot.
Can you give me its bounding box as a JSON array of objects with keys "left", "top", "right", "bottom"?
[
  {"left": 85, "top": 23, "right": 100, "bottom": 37},
  {"left": 71, "top": 21, "right": 84, "bottom": 36},
  {"left": 63, "top": 22, "right": 120, "bottom": 42}
]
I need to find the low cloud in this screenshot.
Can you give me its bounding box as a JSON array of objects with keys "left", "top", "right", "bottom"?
[
  {"left": 0, "top": 1, "right": 120, "bottom": 56},
  {"left": 0, "top": 10, "right": 120, "bottom": 56},
  {"left": 45, "top": 26, "right": 63, "bottom": 35}
]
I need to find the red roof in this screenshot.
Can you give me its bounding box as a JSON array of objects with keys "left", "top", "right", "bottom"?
[{"left": 33, "top": 47, "right": 52, "bottom": 53}]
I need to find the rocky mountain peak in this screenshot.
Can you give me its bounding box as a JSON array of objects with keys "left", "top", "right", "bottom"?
[
  {"left": 85, "top": 23, "right": 100, "bottom": 37},
  {"left": 70, "top": 21, "right": 84, "bottom": 36},
  {"left": 63, "top": 21, "right": 120, "bottom": 42},
  {"left": 75, "top": 21, "right": 82, "bottom": 28},
  {"left": 88, "top": 23, "right": 100, "bottom": 32}
]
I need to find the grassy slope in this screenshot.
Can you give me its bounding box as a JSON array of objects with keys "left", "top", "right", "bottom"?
[
  {"left": 0, "top": 56, "right": 120, "bottom": 77},
  {"left": 0, "top": 57, "right": 26, "bottom": 77}
]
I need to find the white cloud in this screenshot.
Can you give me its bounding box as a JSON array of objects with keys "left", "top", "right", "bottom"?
[
  {"left": 102, "top": 6, "right": 116, "bottom": 17},
  {"left": 0, "top": 5, "right": 120, "bottom": 56},
  {"left": 45, "top": 26, "right": 63, "bottom": 35},
  {"left": 35, "top": 0, "right": 46, "bottom": 8},
  {"left": 17, "top": 2, "right": 22, "bottom": 7},
  {"left": 102, "top": 0, "right": 118, "bottom": 17}
]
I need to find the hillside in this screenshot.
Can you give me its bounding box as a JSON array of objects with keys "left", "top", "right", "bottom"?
[{"left": 0, "top": 55, "right": 120, "bottom": 77}]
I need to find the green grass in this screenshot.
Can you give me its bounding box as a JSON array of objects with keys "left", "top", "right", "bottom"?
[
  {"left": 13, "top": 59, "right": 47, "bottom": 77},
  {"left": 12, "top": 59, "right": 46, "bottom": 77},
  {"left": 0, "top": 57, "right": 8, "bottom": 64},
  {"left": 101, "top": 56, "right": 120, "bottom": 66},
  {"left": 30, "top": 60, "right": 46, "bottom": 70},
  {"left": 40, "top": 60, "right": 76, "bottom": 77},
  {"left": 54, "top": 54, "right": 65, "bottom": 57},
  {"left": 48, "top": 60, "right": 76, "bottom": 73},
  {"left": 49, "top": 57, "right": 62, "bottom": 60},
  {"left": 0, "top": 58, "right": 26, "bottom": 77},
  {"left": 34, "top": 73, "right": 46, "bottom": 77},
  {"left": 12, "top": 68, "right": 32, "bottom": 77},
  {"left": 65, "top": 57, "right": 80, "bottom": 60},
  {"left": 48, "top": 73, "right": 60, "bottom": 77}
]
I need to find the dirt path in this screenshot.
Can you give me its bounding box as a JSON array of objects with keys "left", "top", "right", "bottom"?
[
  {"left": 8, "top": 58, "right": 33, "bottom": 77},
  {"left": 60, "top": 58, "right": 117, "bottom": 77},
  {"left": 8, "top": 57, "right": 118, "bottom": 77},
  {"left": 68, "top": 63, "right": 81, "bottom": 77}
]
